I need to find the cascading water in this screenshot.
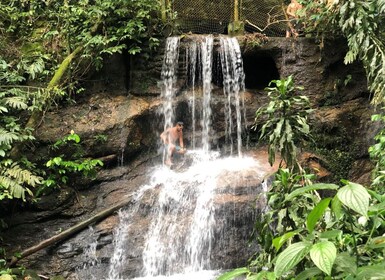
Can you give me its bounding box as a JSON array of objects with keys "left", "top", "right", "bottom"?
[
  {"left": 142, "top": 151, "right": 220, "bottom": 277},
  {"left": 185, "top": 35, "right": 246, "bottom": 155},
  {"left": 200, "top": 35, "right": 214, "bottom": 154},
  {"left": 160, "top": 37, "right": 181, "bottom": 133},
  {"left": 185, "top": 40, "right": 198, "bottom": 149},
  {"left": 219, "top": 37, "right": 246, "bottom": 157},
  {"left": 75, "top": 35, "right": 266, "bottom": 280},
  {"left": 75, "top": 227, "right": 100, "bottom": 280}
]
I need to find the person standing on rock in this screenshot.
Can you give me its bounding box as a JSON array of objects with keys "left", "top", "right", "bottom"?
[
  {"left": 160, "top": 121, "right": 186, "bottom": 166},
  {"left": 286, "top": 0, "right": 304, "bottom": 38}
]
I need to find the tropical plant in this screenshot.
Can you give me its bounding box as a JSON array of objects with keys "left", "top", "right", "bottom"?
[
  {"left": 0, "top": 61, "right": 46, "bottom": 201},
  {"left": 252, "top": 75, "right": 312, "bottom": 170},
  {"left": 368, "top": 112, "right": 385, "bottom": 190},
  {"left": 219, "top": 170, "right": 385, "bottom": 280},
  {"left": 0, "top": 0, "right": 162, "bottom": 202},
  {"left": 301, "top": 0, "right": 385, "bottom": 105},
  {"left": 37, "top": 131, "right": 103, "bottom": 196}
]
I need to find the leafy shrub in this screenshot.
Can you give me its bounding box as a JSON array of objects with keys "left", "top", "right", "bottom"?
[
  {"left": 37, "top": 131, "right": 103, "bottom": 196},
  {"left": 369, "top": 113, "right": 385, "bottom": 189},
  {"left": 252, "top": 75, "right": 312, "bottom": 170},
  {"left": 219, "top": 169, "right": 385, "bottom": 279}
]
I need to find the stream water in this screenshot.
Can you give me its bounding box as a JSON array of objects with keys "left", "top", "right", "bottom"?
[{"left": 75, "top": 35, "right": 265, "bottom": 280}]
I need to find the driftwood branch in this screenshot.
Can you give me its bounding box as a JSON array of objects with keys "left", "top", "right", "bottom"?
[
  {"left": 245, "top": 5, "right": 289, "bottom": 33},
  {"left": 8, "top": 197, "right": 132, "bottom": 267}
]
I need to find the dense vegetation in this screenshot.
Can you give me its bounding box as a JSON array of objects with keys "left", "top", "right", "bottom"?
[
  {"left": 0, "top": 0, "right": 162, "bottom": 277},
  {"left": 220, "top": 1, "right": 385, "bottom": 279},
  {"left": 0, "top": 0, "right": 385, "bottom": 279},
  {"left": 0, "top": 0, "right": 161, "bottom": 201}
]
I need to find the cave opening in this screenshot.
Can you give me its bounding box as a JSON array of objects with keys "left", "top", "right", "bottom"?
[{"left": 242, "top": 52, "right": 280, "bottom": 90}]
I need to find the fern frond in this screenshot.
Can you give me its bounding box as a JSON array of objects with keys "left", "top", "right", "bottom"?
[
  {"left": 0, "top": 128, "right": 19, "bottom": 145},
  {"left": 0, "top": 163, "right": 42, "bottom": 201},
  {"left": 4, "top": 96, "right": 28, "bottom": 110},
  {"left": 0, "top": 175, "right": 17, "bottom": 190},
  {"left": 6, "top": 164, "right": 42, "bottom": 187},
  {"left": 10, "top": 183, "right": 30, "bottom": 200}
]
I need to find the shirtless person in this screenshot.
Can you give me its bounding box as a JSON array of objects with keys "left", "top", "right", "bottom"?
[
  {"left": 160, "top": 121, "right": 186, "bottom": 166},
  {"left": 286, "top": 0, "right": 303, "bottom": 38}
]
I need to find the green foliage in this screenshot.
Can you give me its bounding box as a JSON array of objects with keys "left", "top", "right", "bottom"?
[
  {"left": 302, "top": 0, "right": 385, "bottom": 104},
  {"left": 0, "top": 161, "right": 42, "bottom": 201},
  {"left": 369, "top": 112, "right": 385, "bottom": 189},
  {"left": 338, "top": 0, "right": 385, "bottom": 104},
  {"left": 0, "top": 247, "right": 14, "bottom": 279},
  {"left": 93, "top": 134, "right": 108, "bottom": 143},
  {"left": 252, "top": 76, "right": 312, "bottom": 169},
  {"left": 1, "top": 0, "right": 162, "bottom": 57},
  {"left": 220, "top": 169, "right": 385, "bottom": 279},
  {"left": 37, "top": 131, "right": 103, "bottom": 196},
  {"left": 0, "top": 68, "right": 45, "bottom": 201},
  {"left": 0, "top": 130, "right": 103, "bottom": 200},
  {"left": 0, "top": 0, "right": 156, "bottom": 202}
]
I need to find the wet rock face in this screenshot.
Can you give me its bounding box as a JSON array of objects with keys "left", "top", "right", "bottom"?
[
  {"left": 1, "top": 37, "right": 375, "bottom": 278},
  {"left": 3, "top": 151, "right": 275, "bottom": 279}
]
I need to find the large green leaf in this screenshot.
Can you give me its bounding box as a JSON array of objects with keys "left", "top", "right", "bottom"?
[
  {"left": 285, "top": 183, "right": 339, "bottom": 201},
  {"left": 274, "top": 242, "right": 312, "bottom": 277},
  {"left": 217, "top": 267, "right": 249, "bottom": 280},
  {"left": 319, "top": 230, "right": 342, "bottom": 240},
  {"left": 337, "top": 182, "right": 370, "bottom": 217},
  {"left": 331, "top": 196, "right": 343, "bottom": 219},
  {"left": 247, "top": 271, "right": 275, "bottom": 280},
  {"left": 334, "top": 252, "right": 357, "bottom": 275},
  {"left": 295, "top": 267, "right": 322, "bottom": 280},
  {"left": 356, "top": 264, "right": 385, "bottom": 279},
  {"left": 307, "top": 198, "right": 331, "bottom": 233},
  {"left": 310, "top": 241, "right": 336, "bottom": 276},
  {"left": 272, "top": 230, "right": 300, "bottom": 251}
]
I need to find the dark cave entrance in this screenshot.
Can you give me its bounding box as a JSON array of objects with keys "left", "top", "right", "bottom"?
[{"left": 242, "top": 52, "right": 280, "bottom": 90}]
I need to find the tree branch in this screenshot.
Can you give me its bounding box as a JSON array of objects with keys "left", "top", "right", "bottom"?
[{"left": 8, "top": 197, "right": 132, "bottom": 267}]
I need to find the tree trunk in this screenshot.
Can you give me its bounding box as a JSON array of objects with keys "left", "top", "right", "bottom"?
[
  {"left": 234, "top": 0, "right": 239, "bottom": 22},
  {"left": 8, "top": 197, "right": 132, "bottom": 267},
  {"left": 9, "top": 46, "right": 84, "bottom": 160}
]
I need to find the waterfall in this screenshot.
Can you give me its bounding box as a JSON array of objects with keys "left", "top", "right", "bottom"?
[
  {"left": 160, "top": 37, "right": 181, "bottom": 132},
  {"left": 107, "top": 209, "right": 133, "bottom": 279},
  {"left": 142, "top": 151, "right": 219, "bottom": 276},
  {"left": 184, "top": 35, "right": 246, "bottom": 154},
  {"left": 75, "top": 227, "right": 100, "bottom": 280},
  {"left": 186, "top": 40, "right": 198, "bottom": 149},
  {"left": 219, "top": 37, "right": 246, "bottom": 157},
  {"left": 200, "top": 35, "right": 214, "bottom": 154},
  {"left": 75, "top": 35, "right": 261, "bottom": 280}
]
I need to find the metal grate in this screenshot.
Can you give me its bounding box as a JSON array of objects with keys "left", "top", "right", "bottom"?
[{"left": 172, "top": 0, "right": 287, "bottom": 36}]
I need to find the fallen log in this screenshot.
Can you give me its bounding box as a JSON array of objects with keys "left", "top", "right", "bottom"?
[{"left": 8, "top": 196, "right": 132, "bottom": 267}]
